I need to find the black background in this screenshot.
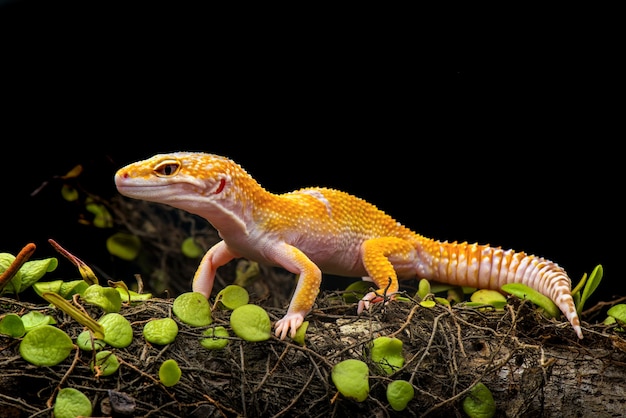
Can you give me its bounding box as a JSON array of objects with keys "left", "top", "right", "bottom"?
[{"left": 1, "top": 2, "right": 622, "bottom": 309}]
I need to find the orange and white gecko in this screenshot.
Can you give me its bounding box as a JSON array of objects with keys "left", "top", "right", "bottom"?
[{"left": 114, "top": 152, "right": 583, "bottom": 340}]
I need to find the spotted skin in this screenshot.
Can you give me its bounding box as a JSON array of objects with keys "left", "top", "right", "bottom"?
[{"left": 115, "top": 152, "right": 583, "bottom": 340}]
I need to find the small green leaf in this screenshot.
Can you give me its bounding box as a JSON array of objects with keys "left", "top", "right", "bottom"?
[
  {"left": 98, "top": 313, "right": 133, "bottom": 348},
  {"left": 159, "top": 359, "right": 182, "bottom": 387},
  {"left": 201, "top": 326, "right": 230, "bottom": 350},
  {"left": 15, "top": 257, "right": 59, "bottom": 293},
  {"left": 76, "top": 330, "right": 106, "bottom": 351},
  {"left": 172, "top": 292, "right": 212, "bottom": 326},
  {"left": 85, "top": 199, "right": 113, "bottom": 228},
  {"left": 233, "top": 260, "right": 261, "bottom": 287},
  {"left": 463, "top": 382, "right": 496, "bottom": 418},
  {"left": 59, "top": 279, "right": 89, "bottom": 299},
  {"left": 143, "top": 318, "right": 179, "bottom": 345},
  {"left": 500, "top": 283, "right": 560, "bottom": 318},
  {"left": 61, "top": 184, "right": 79, "bottom": 201},
  {"left": 216, "top": 285, "right": 249, "bottom": 310},
  {"left": 0, "top": 313, "right": 25, "bottom": 337},
  {"left": 230, "top": 304, "right": 271, "bottom": 342},
  {"left": 32, "top": 280, "right": 64, "bottom": 297},
  {"left": 21, "top": 311, "right": 55, "bottom": 331},
  {"left": 331, "top": 359, "right": 369, "bottom": 402},
  {"left": 181, "top": 237, "right": 204, "bottom": 258},
  {"left": 53, "top": 388, "right": 93, "bottom": 418},
  {"left": 420, "top": 300, "right": 437, "bottom": 308},
  {"left": 291, "top": 321, "right": 309, "bottom": 346},
  {"left": 83, "top": 284, "right": 123, "bottom": 313},
  {"left": 106, "top": 232, "right": 142, "bottom": 261},
  {"left": 91, "top": 350, "right": 120, "bottom": 376},
  {"left": 343, "top": 280, "right": 371, "bottom": 303},
  {"left": 578, "top": 264, "right": 603, "bottom": 314},
  {"left": 470, "top": 289, "right": 507, "bottom": 309},
  {"left": 417, "top": 278, "right": 431, "bottom": 299},
  {"left": 607, "top": 304, "right": 626, "bottom": 324},
  {"left": 386, "top": 379, "right": 415, "bottom": 411},
  {"left": 116, "top": 287, "right": 152, "bottom": 303},
  {"left": 19, "top": 325, "right": 74, "bottom": 366},
  {"left": 370, "top": 336, "right": 404, "bottom": 375}
]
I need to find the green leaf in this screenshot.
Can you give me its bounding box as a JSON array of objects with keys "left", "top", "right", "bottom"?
[
  {"left": 331, "top": 359, "right": 369, "bottom": 402},
  {"left": 216, "top": 284, "right": 249, "bottom": 310},
  {"left": 172, "top": 292, "right": 212, "bottom": 326},
  {"left": 21, "top": 311, "right": 55, "bottom": 331},
  {"left": 607, "top": 304, "right": 626, "bottom": 324},
  {"left": 230, "top": 304, "right": 271, "bottom": 342},
  {"left": 17, "top": 257, "right": 59, "bottom": 293},
  {"left": 470, "top": 289, "right": 507, "bottom": 309},
  {"left": 59, "top": 279, "right": 89, "bottom": 298},
  {"left": 181, "top": 237, "right": 204, "bottom": 258},
  {"left": 85, "top": 199, "right": 113, "bottom": 228},
  {"left": 41, "top": 291, "right": 105, "bottom": 339},
  {"left": 417, "top": 278, "right": 431, "bottom": 299},
  {"left": 76, "top": 330, "right": 106, "bottom": 351},
  {"left": 91, "top": 350, "right": 120, "bottom": 376},
  {"left": 342, "top": 280, "right": 371, "bottom": 303},
  {"left": 578, "top": 264, "right": 603, "bottom": 314},
  {"left": 19, "top": 325, "right": 75, "bottom": 366},
  {"left": 98, "top": 313, "right": 133, "bottom": 348},
  {"left": 370, "top": 336, "right": 404, "bottom": 375},
  {"left": 53, "top": 388, "right": 93, "bottom": 418},
  {"left": 386, "top": 379, "right": 415, "bottom": 411},
  {"left": 61, "top": 184, "right": 79, "bottom": 202},
  {"left": 159, "top": 359, "right": 182, "bottom": 387},
  {"left": 106, "top": 232, "right": 142, "bottom": 261},
  {"left": 83, "top": 284, "right": 123, "bottom": 313},
  {"left": 500, "top": 283, "right": 560, "bottom": 318},
  {"left": 143, "top": 318, "right": 179, "bottom": 345},
  {"left": 116, "top": 287, "right": 152, "bottom": 303},
  {"left": 32, "top": 280, "right": 64, "bottom": 297},
  {"left": 291, "top": 321, "right": 309, "bottom": 346},
  {"left": 462, "top": 382, "right": 496, "bottom": 418},
  {"left": 0, "top": 313, "right": 25, "bottom": 338},
  {"left": 201, "top": 326, "right": 230, "bottom": 350}
]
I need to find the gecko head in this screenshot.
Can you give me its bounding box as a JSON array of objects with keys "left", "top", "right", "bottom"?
[{"left": 114, "top": 152, "right": 248, "bottom": 211}]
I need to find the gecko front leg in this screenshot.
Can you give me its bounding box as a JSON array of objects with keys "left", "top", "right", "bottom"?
[
  {"left": 269, "top": 242, "right": 322, "bottom": 340},
  {"left": 192, "top": 240, "right": 239, "bottom": 298}
]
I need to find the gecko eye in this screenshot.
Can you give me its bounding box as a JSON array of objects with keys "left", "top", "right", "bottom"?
[{"left": 154, "top": 160, "right": 181, "bottom": 177}]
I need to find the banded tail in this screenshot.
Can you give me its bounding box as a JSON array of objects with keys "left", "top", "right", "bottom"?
[{"left": 418, "top": 239, "right": 583, "bottom": 339}]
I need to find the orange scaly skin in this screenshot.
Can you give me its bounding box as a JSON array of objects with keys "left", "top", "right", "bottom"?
[{"left": 115, "top": 152, "right": 583, "bottom": 340}]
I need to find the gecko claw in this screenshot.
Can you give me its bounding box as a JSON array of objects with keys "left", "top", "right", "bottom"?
[
  {"left": 357, "top": 291, "right": 385, "bottom": 314},
  {"left": 274, "top": 312, "right": 305, "bottom": 340}
]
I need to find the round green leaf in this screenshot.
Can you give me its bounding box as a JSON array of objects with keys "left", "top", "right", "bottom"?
[
  {"left": 331, "top": 359, "right": 369, "bottom": 402},
  {"left": 229, "top": 304, "right": 271, "bottom": 342},
  {"left": 470, "top": 289, "right": 507, "bottom": 309},
  {"left": 463, "top": 382, "right": 496, "bottom": 418},
  {"left": 291, "top": 321, "right": 309, "bottom": 346},
  {"left": 91, "top": 350, "right": 120, "bottom": 376},
  {"left": 16, "top": 257, "right": 59, "bottom": 293},
  {"left": 607, "top": 304, "right": 626, "bottom": 324},
  {"left": 201, "top": 326, "right": 230, "bottom": 350},
  {"left": 32, "top": 280, "right": 64, "bottom": 297},
  {"left": 181, "top": 237, "right": 204, "bottom": 258},
  {"left": 98, "top": 313, "right": 133, "bottom": 348},
  {"left": 21, "top": 311, "right": 55, "bottom": 331},
  {"left": 172, "top": 292, "right": 212, "bottom": 326},
  {"left": 159, "top": 359, "right": 181, "bottom": 387},
  {"left": 106, "top": 232, "right": 142, "bottom": 261},
  {"left": 417, "top": 278, "right": 431, "bottom": 299},
  {"left": 386, "top": 379, "right": 415, "bottom": 411},
  {"left": 0, "top": 313, "right": 25, "bottom": 338},
  {"left": 19, "top": 325, "right": 74, "bottom": 366},
  {"left": 83, "top": 284, "right": 123, "bottom": 313},
  {"left": 59, "top": 279, "right": 89, "bottom": 299},
  {"left": 370, "top": 336, "right": 404, "bottom": 375},
  {"left": 217, "top": 284, "right": 249, "bottom": 310},
  {"left": 53, "top": 387, "right": 93, "bottom": 418},
  {"left": 76, "top": 330, "right": 106, "bottom": 351},
  {"left": 143, "top": 318, "right": 179, "bottom": 345},
  {"left": 343, "top": 280, "right": 371, "bottom": 303}
]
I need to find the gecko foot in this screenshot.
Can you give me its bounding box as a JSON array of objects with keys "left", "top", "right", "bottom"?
[
  {"left": 357, "top": 291, "right": 400, "bottom": 314},
  {"left": 274, "top": 312, "right": 305, "bottom": 340}
]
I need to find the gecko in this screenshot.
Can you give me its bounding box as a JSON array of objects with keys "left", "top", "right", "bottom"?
[{"left": 114, "top": 152, "right": 583, "bottom": 340}]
